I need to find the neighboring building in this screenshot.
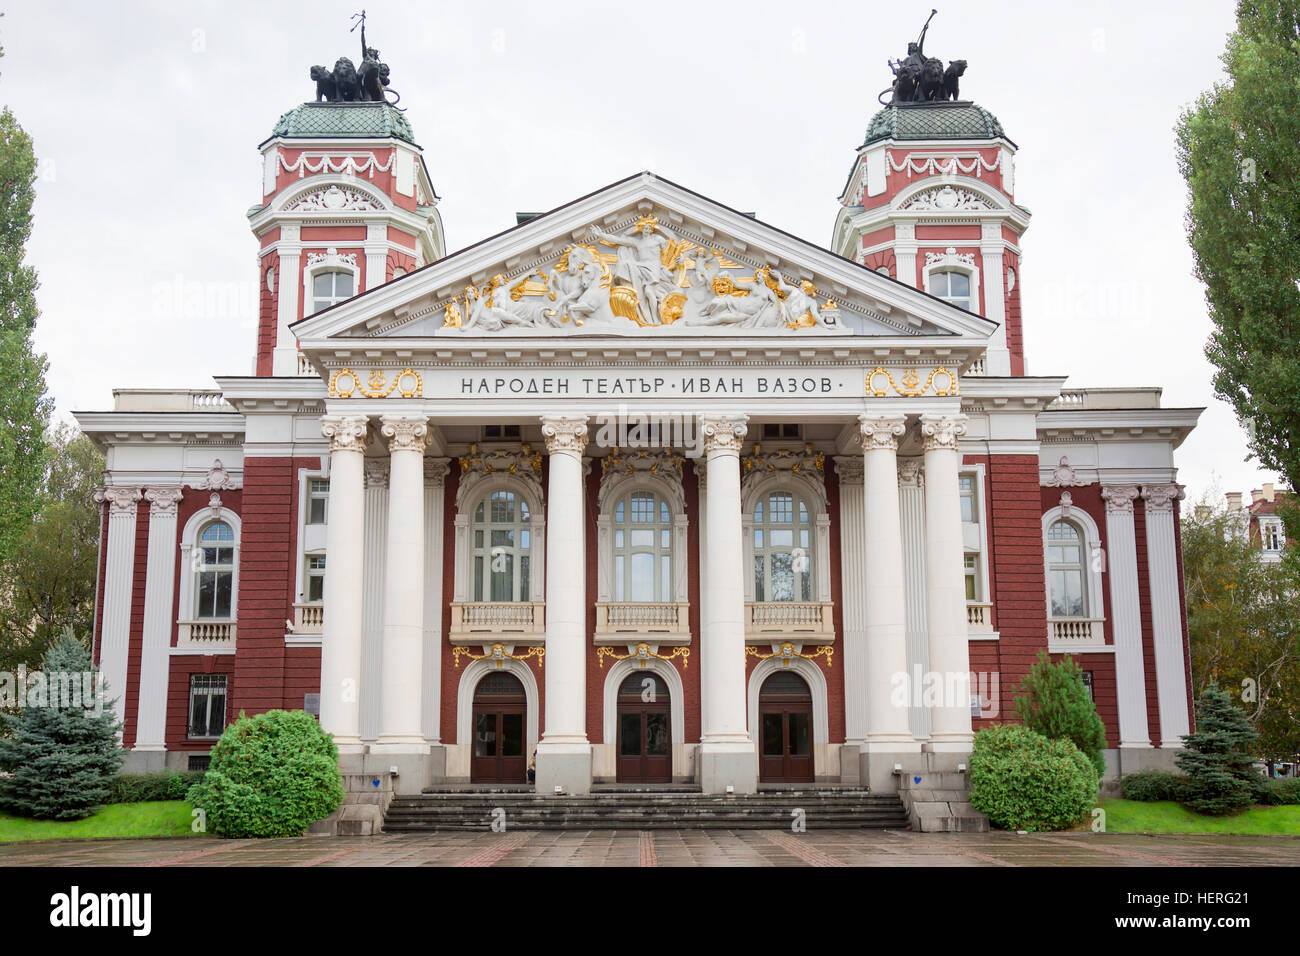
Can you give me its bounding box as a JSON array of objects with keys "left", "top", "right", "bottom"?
[
  {"left": 1226, "top": 483, "right": 1292, "bottom": 562},
  {"left": 75, "top": 37, "right": 1202, "bottom": 796}
]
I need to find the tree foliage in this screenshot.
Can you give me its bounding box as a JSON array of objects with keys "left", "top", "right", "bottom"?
[
  {"left": 1176, "top": 2, "right": 1300, "bottom": 494},
  {"left": 0, "top": 424, "right": 105, "bottom": 673},
  {"left": 1175, "top": 684, "right": 1266, "bottom": 814},
  {"left": 1182, "top": 494, "right": 1300, "bottom": 762},
  {"left": 1015, "top": 650, "right": 1108, "bottom": 777}
]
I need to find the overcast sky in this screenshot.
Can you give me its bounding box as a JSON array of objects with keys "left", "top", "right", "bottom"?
[{"left": 0, "top": 0, "right": 1278, "bottom": 502}]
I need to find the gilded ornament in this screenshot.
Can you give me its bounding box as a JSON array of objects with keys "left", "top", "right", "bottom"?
[
  {"left": 866, "top": 366, "right": 958, "bottom": 398},
  {"left": 452, "top": 643, "right": 545, "bottom": 670},
  {"left": 744, "top": 643, "right": 834, "bottom": 668},
  {"left": 596, "top": 643, "right": 690, "bottom": 669}
]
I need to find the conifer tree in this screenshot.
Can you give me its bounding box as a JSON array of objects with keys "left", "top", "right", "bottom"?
[
  {"left": 1015, "top": 651, "right": 1108, "bottom": 778},
  {"left": 1175, "top": 684, "right": 1265, "bottom": 815}
]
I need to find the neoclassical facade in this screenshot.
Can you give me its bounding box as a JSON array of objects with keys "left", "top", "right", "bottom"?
[{"left": 76, "top": 81, "right": 1201, "bottom": 795}]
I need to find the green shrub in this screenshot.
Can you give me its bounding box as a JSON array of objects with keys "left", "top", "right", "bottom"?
[
  {"left": 107, "top": 771, "right": 206, "bottom": 804},
  {"left": 1015, "top": 651, "right": 1108, "bottom": 778},
  {"left": 1260, "top": 777, "right": 1300, "bottom": 806},
  {"left": 0, "top": 631, "right": 123, "bottom": 820},
  {"left": 1175, "top": 685, "right": 1265, "bottom": 815},
  {"left": 969, "top": 724, "right": 1099, "bottom": 831},
  {"left": 186, "top": 710, "right": 343, "bottom": 838},
  {"left": 1120, "top": 769, "right": 1193, "bottom": 803}
]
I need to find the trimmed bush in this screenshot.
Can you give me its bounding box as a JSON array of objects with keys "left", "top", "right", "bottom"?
[
  {"left": 969, "top": 724, "right": 1099, "bottom": 831},
  {"left": 186, "top": 709, "right": 343, "bottom": 838},
  {"left": 1120, "top": 769, "right": 1193, "bottom": 803},
  {"left": 1260, "top": 778, "right": 1300, "bottom": 806},
  {"left": 107, "top": 771, "right": 206, "bottom": 804},
  {"left": 1015, "top": 651, "right": 1108, "bottom": 778},
  {"left": 1175, "top": 685, "right": 1265, "bottom": 815}
]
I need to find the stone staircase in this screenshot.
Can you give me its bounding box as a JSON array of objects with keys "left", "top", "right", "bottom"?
[
  {"left": 896, "top": 771, "right": 989, "bottom": 832},
  {"left": 384, "top": 786, "right": 910, "bottom": 831}
]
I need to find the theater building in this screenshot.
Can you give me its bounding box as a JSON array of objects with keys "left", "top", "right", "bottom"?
[{"left": 76, "top": 47, "right": 1201, "bottom": 797}]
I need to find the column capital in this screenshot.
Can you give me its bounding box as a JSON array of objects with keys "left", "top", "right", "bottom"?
[
  {"left": 94, "top": 486, "right": 142, "bottom": 516},
  {"left": 919, "top": 413, "right": 968, "bottom": 452},
  {"left": 1141, "top": 483, "right": 1184, "bottom": 512},
  {"left": 699, "top": 414, "right": 748, "bottom": 455},
  {"left": 380, "top": 415, "right": 431, "bottom": 454},
  {"left": 424, "top": 458, "right": 451, "bottom": 487},
  {"left": 1101, "top": 484, "right": 1141, "bottom": 513},
  {"left": 364, "top": 459, "right": 390, "bottom": 489},
  {"left": 322, "top": 414, "right": 369, "bottom": 453},
  {"left": 144, "top": 486, "right": 184, "bottom": 517},
  {"left": 832, "top": 455, "right": 864, "bottom": 486},
  {"left": 857, "top": 413, "right": 906, "bottom": 451},
  {"left": 898, "top": 456, "right": 924, "bottom": 486},
  {"left": 541, "top": 415, "right": 589, "bottom": 456}
]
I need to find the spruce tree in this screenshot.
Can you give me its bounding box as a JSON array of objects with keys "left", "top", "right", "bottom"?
[
  {"left": 0, "top": 630, "right": 123, "bottom": 819},
  {"left": 1175, "top": 684, "right": 1265, "bottom": 815},
  {"left": 1015, "top": 651, "right": 1108, "bottom": 778}
]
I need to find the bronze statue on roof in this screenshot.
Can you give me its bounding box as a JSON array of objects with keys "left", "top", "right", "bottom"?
[
  {"left": 879, "top": 10, "right": 968, "bottom": 106},
  {"left": 308, "top": 10, "right": 402, "bottom": 107}
]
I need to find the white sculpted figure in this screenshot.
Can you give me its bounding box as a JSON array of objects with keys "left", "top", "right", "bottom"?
[
  {"left": 544, "top": 244, "right": 605, "bottom": 327},
  {"left": 460, "top": 273, "right": 541, "bottom": 331},
  {"left": 589, "top": 216, "right": 678, "bottom": 325},
  {"left": 770, "top": 270, "right": 824, "bottom": 328},
  {"left": 686, "top": 246, "right": 722, "bottom": 309},
  {"left": 690, "top": 267, "right": 782, "bottom": 329}
]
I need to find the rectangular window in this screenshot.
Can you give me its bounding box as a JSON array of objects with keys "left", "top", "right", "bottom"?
[
  {"left": 188, "top": 675, "right": 227, "bottom": 739},
  {"left": 483, "top": 424, "right": 522, "bottom": 441},
  {"left": 306, "top": 555, "right": 326, "bottom": 603},
  {"left": 964, "top": 554, "right": 979, "bottom": 601},
  {"left": 307, "top": 479, "right": 329, "bottom": 525},
  {"left": 959, "top": 475, "right": 977, "bottom": 524},
  {"left": 1081, "top": 671, "right": 1094, "bottom": 703},
  {"left": 761, "top": 423, "right": 801, "bottom": 440}
]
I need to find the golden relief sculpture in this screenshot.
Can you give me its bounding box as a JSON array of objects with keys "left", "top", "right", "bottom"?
[
  {"left": 596, "top": 643, "right": 691, "bottom": 669},
  {"left": 745, "top": 643, "right": 834, "bottom": 668},
  {"left": 452, "top": 643, "right": 545, "bottom": 670},
  {"left": 328, "top": 366, "right": 423, "bottom": 398},
  {"left": 866, "top": 365, "right": 959, "bottom": 398}
]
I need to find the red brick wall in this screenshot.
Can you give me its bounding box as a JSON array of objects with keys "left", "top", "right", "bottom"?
[
  {"left": 165, "top": 654, "right": 235, "bottom": 751},
  {"left": 256, "top": 259, "right": 276, "bottom": 376},
  {"left": 1006, "top": 253, "right": 1024, "bottom": 376}
]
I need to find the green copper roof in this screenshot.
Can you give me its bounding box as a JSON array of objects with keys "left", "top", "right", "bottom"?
[
  {"left": 268, "top": 101, "right": 416, "bottom": 145},
  {"left": 863, "top": 101, "right": 1011, "bottom": 147}
]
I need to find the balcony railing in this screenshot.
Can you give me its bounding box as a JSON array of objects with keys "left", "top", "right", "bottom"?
[
  {"left": 176, "top": 620, "right": 236, "bottom": 650},
  {"left": 595, "top": 602, "right": 690, "bottom": 639},
  {"left": 293, "top": 603, "right": 323, "bottom": 635},
  {"left": 449, "top": 601, "right": 545, "bottom": 640},
  {"left": 746, "top": 601, "right": 835, "bottom": 641},
  {"left": 966, "top": 602, "right": 994, "bottom": 633},
  {"left": 1048, "top": 617, "right": 1106, "bottom": 645}
]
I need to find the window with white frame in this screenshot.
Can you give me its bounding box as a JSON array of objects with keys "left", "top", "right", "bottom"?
[
  {"left": 753, "top": 491, "right": 813, "bottom": 602},
  {"left": 1262, "top": 519, "right": 1284, "bottom": 552},
  {"left": 959, "top": 475, "right": 978, "bottom": 523},
  {"left": 472, "top": 490, "right": 531, "bottom": 602},
  {"left": 195, "top": 521, "right": 235, "bottom": 619},
  {"left": 188, "top": 675, "right": 227, "bottom": 739},
  {"left": 964, "top": 554, "right": 980, "bottom": 601},
  {"left": 305, "top": 555, "right": 326, "bottom": 603},
  {"left": 307, "top": 479, "right": 329, "bottom": 524},
  {"left": 311, "top": 270, "right": 353, "bottom": 314},
  {"left": 929, "top": 269, "right": 972, "bottom": 310},
  {"left": 611, "top": 490, "right": 672, "bottom": 602},
  {"left": 1046, "top": 519, "right": 1088, "bottom": 618}
]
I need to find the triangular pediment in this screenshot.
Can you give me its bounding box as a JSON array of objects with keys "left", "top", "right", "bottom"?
[{"left": 292, "top": 172, "right": 997, "bottom": 346}]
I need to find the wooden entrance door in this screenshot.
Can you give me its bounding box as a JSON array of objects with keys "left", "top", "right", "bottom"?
[
  {"left": 470, "top": 671, "right": 527, "bottom": 784},
  {"left": 758, "top": 670, "right": 814, "bottom": 783},
  {"left": 616, "top": 672, "right": 671, "bottom": 783}
]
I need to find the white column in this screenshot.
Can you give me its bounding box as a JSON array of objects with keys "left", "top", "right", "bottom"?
[
  {"left": 360, "top": 459, "right": 388, "bottom": 742},
  {"left": 374, "top": 416, "right": 431, "bottom": 752},
  {"left": 698, "top": 414, "right": 756, "bottom": 793},
  {"left": 980, "top": 222, "right": 1012, "bottom": 375},
  {"left": 859, "top": 414, "right": 917, "bottom": 751},
  {"left": 364, "top": 223, "right": 388, "bottom": 291},
  {"left": 535, "top": 415, "right": 591, "bottom": 793},
  {"left": 135, "top": 487, "right": 184, "bottom": 756},
  {"left": 1102, "top": 485, "right": 1151, "bottom": 748},
  {"left": 94, "top": 486, "right": 142, "bottom": 738},
  {"left": 898, "top": 457, "right": 931, "bottom": 739},
  {"left": 920, "top": 414, "right": 973, "bottom": 750},
  {"left": 422, "top": 459, "right": 450, "bottom": 744},
  {"left": 319, "top": 415, "right": 368, "bottom": 755},
  {"left": 272, "top": 225, "right": 301, "bottom": 376},
  {"left": 1143, "top": 483, "right": 1190, "bottom": 746},
  {"left": 894, "top": 223, "right": 917, "bottom": 287},
  {"left": 833, "top": 456, "right": 870, "bottom": 744}
]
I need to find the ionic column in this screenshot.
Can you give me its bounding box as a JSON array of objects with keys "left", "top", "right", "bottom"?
[
  {"left": 833, "top": 455, "right": 869, "bottom": 744},
  {"left": 319, "top": 415, "right": 368, "bottom": 755},
  {"left": 360, "top": 459, "right": 388, "bottom": 742},
  {"left": 373, "top": 416, "right": 431, "bottom": 753},
  {"left": 919, "top": 414, "right": 973, "bottom": 750},
  {"left": 859, "top": 414, "right": 917, "bottom": 751},
  {"left": 698, "top": 414, "right": 756, "bottom": 793},
  {"left": 93, "top": 486, "right": 142, "bottom": 738},
  {"left": 135, "top": 487, "right": 184, "bottom": 758},
  {"left": 1102, "top": 485, "right": 1151, "bottom": 748},
  {"left": 422, "top": 459, "right": 450, "bottom": 745},
  {"left": 898, "top": 457, "right": 931, "bottom": 739},
  {"left": 535, "top": 415, "right": 591, "bottom": 793},
  {"left": 1143, "top": 483, "right": 1190, "bottom": 746}
]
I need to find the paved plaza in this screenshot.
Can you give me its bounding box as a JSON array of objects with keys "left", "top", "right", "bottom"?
[{"left": 1, "top": 830, "right": 1298, "bottom": 867}]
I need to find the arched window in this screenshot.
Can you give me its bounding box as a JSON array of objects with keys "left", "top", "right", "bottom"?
[
  {"left": 929, "top": 269, "right": 972, "bottom": 310},
  {"left": 196, "top": 521, "right": 235, "bottom": 619},
  {"left": 311, "top": 270, "right": 353, "bottom": 314},
  {"left": 1046, "top": 519, "right": 1087, "bottom": 618},
  {"left": 612, "top": 490, "right": 672, "bottom": 602},
  {"left": 753, "top": 491, "right": 813, "bottom": 602},
  {"left": 472, "top": 489, "right": 531, "bottom": 602}
]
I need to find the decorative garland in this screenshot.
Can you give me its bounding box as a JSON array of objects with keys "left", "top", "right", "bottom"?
[
  {"left": 887, "top": 152, "right": 1005, "bottom": 178},
  {"left": 596, "top": 643, "right": 690, "bottom": 670},
  {"left": 277, "top": 151, "right": 397, "bottom": 179},
  {"left": 745, "top": 642, "right": 834, "bottom": 668},
  {"left": 451, "top": 643, "right": 545, "bottom": 670}
]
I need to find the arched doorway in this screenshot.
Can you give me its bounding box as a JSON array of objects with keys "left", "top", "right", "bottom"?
[
  {"left": 616, "top": 672, "right": 671, "bottom": 783},
  {"left": 471, "top": 671, "right": 527, "bottom": 784},
  {"left": 758, "top": 670, "right": 814, "bottom": 783}
]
